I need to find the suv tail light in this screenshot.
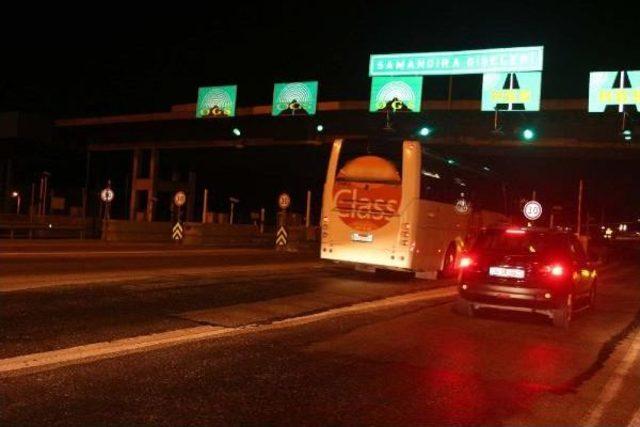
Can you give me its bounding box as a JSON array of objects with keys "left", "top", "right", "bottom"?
[
  {"left": 459, "top": 256, "right": 474, "bottom": 268},
  {"left": 505, "top": 228, "right": 526, "bottom": 235},
  {"left": 540, "top": 264, "right": 565, "bottom": 278}
]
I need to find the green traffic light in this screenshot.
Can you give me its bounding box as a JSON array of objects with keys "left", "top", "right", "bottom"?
[
  {"left": 418, "top": 127, "right": 431, "bottom": 137},
  {"left": 522, "top": 128, "right": 535, "bottom": 141},
  {"left": 232, "top": 128, "right": 241, "bottom": 137},
  {"left": 316, "top": 124, "right": 324, "bottom": 132}
]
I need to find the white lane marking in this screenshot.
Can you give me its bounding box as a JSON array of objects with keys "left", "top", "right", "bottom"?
[
  {"left": 583, "top": 330, "right": 640, "bottom": 427},
  {"left": 0, "top": 286, "right": 456, "bottom": 377}
]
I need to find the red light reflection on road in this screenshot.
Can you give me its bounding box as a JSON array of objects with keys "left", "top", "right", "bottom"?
[
  {"left": 518, "top": 343, "right": 568, "bottom": 381},
  {"left": 418, "top": 332, "right": 557, "bottom": 424},
  {"left": 421, "top": 333, "right": 487, "bottom": 424}
]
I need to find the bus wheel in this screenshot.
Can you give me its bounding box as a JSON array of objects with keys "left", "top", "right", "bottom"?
[{"left": 439, "top": 243, "right": 458, "bottom": 278}]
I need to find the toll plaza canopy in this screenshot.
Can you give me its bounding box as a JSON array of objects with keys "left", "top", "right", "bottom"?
[{"left": 46, "top": 99, "right": 640, "bottom": 224}]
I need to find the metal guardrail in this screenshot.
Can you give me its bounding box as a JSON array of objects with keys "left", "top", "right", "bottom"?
[
  {"left": 0, "top": 223, "right": 87, "bottom": 239},
  {"left": 0, "top": 215, "right": 94, "bottom": 239}
]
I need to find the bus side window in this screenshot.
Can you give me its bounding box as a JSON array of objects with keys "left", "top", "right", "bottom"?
[{"left": 420, "top": 155, "right": 448, "bottom": 202}]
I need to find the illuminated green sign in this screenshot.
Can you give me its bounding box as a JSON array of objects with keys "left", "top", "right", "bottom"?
[
  {"left": 369, "top": 76, "right": 423, "bottom": 113},
  {"left": 369, "top": 46, "right": 544, "bottom": 76},
  {"left": 196, "top": 86, "right": 238, "bottom": 118},
  {"left": 272, "top": 81, "right": 319, "bottom": 116},
  {"left": 588, "top": 71, "right": 640, "bottom": 112},
  {"left": 481, "top": 72, "right": 541, "bottom": 111}
]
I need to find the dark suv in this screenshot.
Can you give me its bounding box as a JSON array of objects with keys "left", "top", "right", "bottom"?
[{"left": 456, "top": 227, "right": 598, "bottom": 327}]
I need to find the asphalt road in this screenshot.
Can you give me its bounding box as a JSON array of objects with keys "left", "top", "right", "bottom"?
[{"left": 1, "top": 242, "right": 639, "bottom": 426}]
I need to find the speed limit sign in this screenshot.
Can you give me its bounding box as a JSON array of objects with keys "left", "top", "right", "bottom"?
[
  {"left": 278, "top": 193, "right": 291, "bottom": 210},
  {"left": 523, "top": 200, "right": 542, "bottom": 221},
  {"left": 100, "top": 188, "right": 114, "bottom": 203},
  {"left": 173, "top": 191, "right": 186, "bottom": 207}
]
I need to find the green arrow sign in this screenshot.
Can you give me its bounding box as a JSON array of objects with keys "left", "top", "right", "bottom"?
[
  {"left": 481, "top": 72, "right": 541, "bottom": 111},
  {"left": 588, "top": 71, "right": 640, "bottom": 112}
]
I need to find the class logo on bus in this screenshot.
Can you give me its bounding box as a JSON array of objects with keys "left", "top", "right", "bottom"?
[{"left": 333, "top": 156, "right": 402, "bottom": 232}]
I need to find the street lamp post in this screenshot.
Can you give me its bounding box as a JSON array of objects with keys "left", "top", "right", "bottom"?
[{"left": 11, "top": 191, "right": 21, "bottom": 215}]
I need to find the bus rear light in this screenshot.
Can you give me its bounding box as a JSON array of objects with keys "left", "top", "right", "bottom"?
[{"left": 321, "top": 217, "right": 329, "bottom": 230}]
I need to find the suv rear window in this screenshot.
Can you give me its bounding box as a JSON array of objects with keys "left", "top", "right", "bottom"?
[{"left": 472, "top": 231, "right": 568, "bottom": 256}]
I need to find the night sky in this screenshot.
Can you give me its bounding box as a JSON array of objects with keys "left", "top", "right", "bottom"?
[
  {"left": 3, "top": 1, "right": 639, "bottom": 118},
  {"left": 3, "top": 2, "right": 640, "bottom": 225}
]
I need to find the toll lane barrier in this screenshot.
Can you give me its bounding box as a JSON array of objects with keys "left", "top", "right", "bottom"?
[
  {"left": 183, "top": 223, "right": 271, "bottom": 247},
  {"left": 102, "top": 220, "right": 318, "bottom": 249},
  {"left": 0, "top": 214, "right": 92, "bottom": 239},
  {"left": 102, "top": 220, "right": 172, "bottom": 243}
]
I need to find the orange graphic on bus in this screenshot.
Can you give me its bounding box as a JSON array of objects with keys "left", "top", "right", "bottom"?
[{"left": 333, "top": 156, "right": 402, "bottom": 232}]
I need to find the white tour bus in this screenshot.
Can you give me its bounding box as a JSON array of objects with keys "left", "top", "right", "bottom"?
[{"left": 320, "top": 138, "right": 507, "bottom": 278}]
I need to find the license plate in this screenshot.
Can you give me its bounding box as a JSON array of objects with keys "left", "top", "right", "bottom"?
[
  {"left": 351, "top": 233, "right": 373, "bottom": 242},
  {"left": 489, "top": 267, "right": 525, "bottom": 279}
]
